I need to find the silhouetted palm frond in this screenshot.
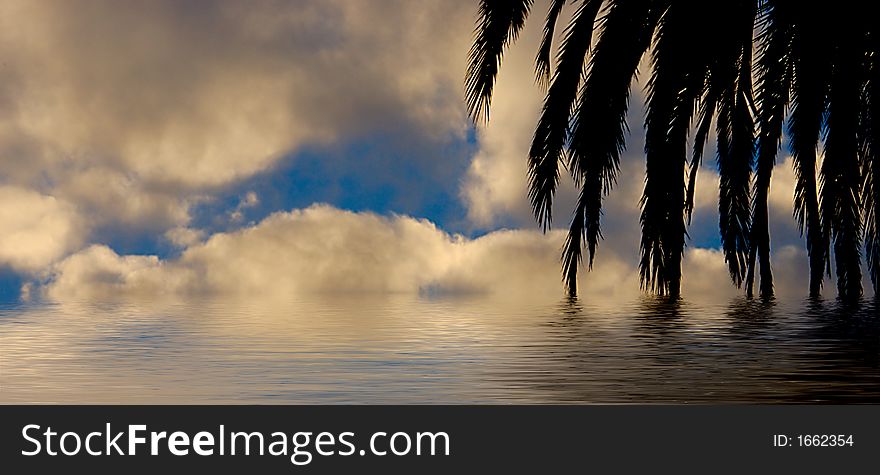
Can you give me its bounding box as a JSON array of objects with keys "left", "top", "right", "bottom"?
[
  {"left": 466, "top": 0, "right": 878, "bottom": 300},
  {"left": 685, "top": 84, "right": 715, "bottom": 224},
  {"left": 535, "top": 0, "right": 569, "bottom": 89},
  {"left": 712, "top": 0, "right": 757, "bottom": 289},
  {"left": 641, "top": 0, "right": 696, "bottom": 297},
  {"left": 565, "top": 0, "right": 660, "bottom": 296},
  {"left": 528, "top": 0, "right": 602, "bottom": 231},
  {"left": 641, "top": 0, "right": 756, "bottom": 296},
  {"left": 465, "top": 0, "right": 533, "bottom": 122},
  {"left": 863, "top": 31, "right": 880, "bottom": 294},
  {"left": 788, "top": 9, "right": 829, "bottom": 298},
  {"left": 821, "top": 19, "right": 865, "bottom": 300},
  {"left": 747, "top": 1, "right": 792, "bottom": 298}
]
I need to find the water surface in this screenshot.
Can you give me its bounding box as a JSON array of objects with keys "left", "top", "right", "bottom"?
[{"left": 1, "top": 296, "right": 878, "bottom": 403}]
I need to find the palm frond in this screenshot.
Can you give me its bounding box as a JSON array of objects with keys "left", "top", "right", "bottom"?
[
  {"left": 466, "top": 0, "right": 878, "bottom": 300},
  {"left": 535, "top": 0, "right": 569, "bottom": 89},
  {"left": 747, "top": 1, "right": 791, "bottom": 298},
  {"left": 562, "top": 0, "right": 660, "bottom": 296},
  {"left": 529, "top": 0, "right": 603, "bottom": 231},
  {"left": 562, "top": 186, "right": 589, "bottom": 296},
  {"left": 821, "top": 24, "right": 865, "bottom": 300},
  {"left": 788, "top": 11, "right": 830, "bottom": 298},
  {"left": 711, "top": 0, "right": 756, "bottom": 289},
  {"left": 641, "top": 0, "right": 702, "bottom": 297},
  {"left": 465, "top": 0, "right": 533, "bottom": 122},
  {"left": 685, "top": 83, "right": 716, "bottom": 224},
  {"left": 863, "top": 31, "right": 879, "bottom": 294}
]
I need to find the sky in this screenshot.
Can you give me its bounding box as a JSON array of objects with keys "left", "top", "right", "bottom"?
[{"left": 0, "top": 0, "right": 866, "bottom": 303}]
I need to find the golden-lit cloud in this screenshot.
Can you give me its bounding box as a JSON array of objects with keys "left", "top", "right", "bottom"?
[
  {"left": 0, "top": 0, "right": 473, "bottom": 235},
  {"left": 163, "top": 226, "right": 207, "bottom": 249},
  {"left": 37, "top": 205, "right": 784, "bottom": 303},
  {"left": 0, "top": 186, "right": 84, "bottom": 272}
]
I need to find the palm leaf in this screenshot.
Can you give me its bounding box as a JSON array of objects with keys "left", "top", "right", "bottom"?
[
  {"left": 747, "top": 0, "right": 791, "bottom": 298},
  {"left": 641, "top": 0, "right": 699, "bottom": 297},
  {"left": 863, "top": 30, "right": 879, "bottom": 294},
  {"left": 713, "top": 0, "right": 756, "bottom": 289},
  {"left": 821, "top": 21, "right": 865, "bottom": 300},
  {"left": 535, "top": 0, "right": 569, "bottom": 89},
  {"left": 788, "top": 10, "right": 830, "bottom": 298},
  {"left": 563, "top": 0, "right": 661, "bottom": 296},
  {"left": 685, "top": 83, "right": 716, "bottom": 224},
  {"left": 465, "top": 0, "right": 533, "bottom": 122},
  {"left": 529, "top": 0, "right": 603, "bottom": 231}
]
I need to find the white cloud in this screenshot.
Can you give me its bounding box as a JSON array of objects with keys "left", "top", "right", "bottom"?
[
  {"left": 229, "top": 191, "right": 259, "bottom": 223},
  {"left": 0, "top": 186, "right": 84, "bottom": 272},
  {"left": 769, "top": 156, "right": 798, "bottom": 215},
  {"left": 36, "top": 205, "right": 793, "bottom": 304},
  {"left": 0, "top": 0, "right": 474, "bottom": 237},
  {"left": 164, "top": 227, "right": 206, "bottom": 249}
]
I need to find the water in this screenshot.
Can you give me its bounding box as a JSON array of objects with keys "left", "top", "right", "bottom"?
[{"left": 1, "top": 295, "right": 878, "bottom": 403}]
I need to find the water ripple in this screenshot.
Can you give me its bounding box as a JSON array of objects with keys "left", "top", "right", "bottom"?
[{"left": 1, "top": 296, "right": 878, "bottom": 403}]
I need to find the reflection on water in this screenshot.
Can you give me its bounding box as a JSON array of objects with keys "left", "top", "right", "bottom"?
[{"left": 1, "top": 295, "right": 878, "bottom": 403}]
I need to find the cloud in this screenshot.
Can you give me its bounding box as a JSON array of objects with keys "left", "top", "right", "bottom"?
[
  {"left": 0, "top": 0, "right": 474, "bottom": 237},
  {"left": 36, "top": 205, "right": 799, "bottom": 304},
  {"left": 769, "top": 156, "right": 798, "bottom": 215},
  {"left": 40, "top": 205, "right": 565, "bottom": 301},
  {"left": 163, "top": 227, "right": 206, "bottom": 249},
  {"left": 0, "top": 186, "right": 84, "bottom": 272},
  {"left": 229, "top": 191, "right": 260, "bottom": 223}
]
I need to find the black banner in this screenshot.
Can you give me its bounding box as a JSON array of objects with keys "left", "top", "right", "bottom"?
[{"left": 1, "top": 406, "right": 877, "bottom": 473}]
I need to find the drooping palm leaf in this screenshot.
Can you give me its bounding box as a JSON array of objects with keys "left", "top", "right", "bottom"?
[
  {"left": 747, "top": 1, "right": 792, "bottom": 298},
  {"left": 642, "top": 0, "right": 700, "bottom": 297},
  {"left": 709, "top": 0, "right": 757, "bottom": 289},
  {"left": 821, "top": 20, "right": 865, "bottom": 300},
  {"left": 685, "top": 83, "right": 716, "bottom": 224},
  {"left": 465, "top": 0, "right": 533, "bottom": 122},
  {"left": 863, "top": 30, "right": 880, "bottom": 294},
  {"left": 528, "top": 0, "right": 603, "bottom": 231},
  {"left": 564, "top": 0, "right": 661, "bottom": 295},
  {"left": 535, "top": 0, "right": 570, "bottom": 89},
  {"left": 788, "top": 9, "right": 830, "bottom": 298},
  {"left": 466, "top": 0, "right": 878, "bottom": 300}
]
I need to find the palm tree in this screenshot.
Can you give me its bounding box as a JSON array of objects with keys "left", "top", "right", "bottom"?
[{"left": 465, "top": 0, "right": 877, "bottom": 300}]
